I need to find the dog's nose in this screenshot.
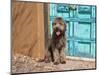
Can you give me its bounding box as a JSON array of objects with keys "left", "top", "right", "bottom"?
[{"left": 56, "top": 27, "right": 60, "bottom": 31}]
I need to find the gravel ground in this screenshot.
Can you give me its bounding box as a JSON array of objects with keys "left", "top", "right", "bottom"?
[{"left": 12, "top": 54, "right": 96, "bottom": 74}]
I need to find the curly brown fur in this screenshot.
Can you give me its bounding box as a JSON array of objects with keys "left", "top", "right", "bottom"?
[{"left": 45, "top": 17, "right": 67, "bottom": 65}]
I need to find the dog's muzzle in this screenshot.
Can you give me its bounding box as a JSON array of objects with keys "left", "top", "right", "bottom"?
[{"left": 55, "top": 28, "right": 62, "bottom": 36}]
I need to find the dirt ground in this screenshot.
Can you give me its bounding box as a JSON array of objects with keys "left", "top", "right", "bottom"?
[{"left": 12, "top": 54, "right": 96, "bottom": 74}]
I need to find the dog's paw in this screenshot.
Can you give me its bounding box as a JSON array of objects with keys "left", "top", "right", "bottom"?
[
  {"left": 54, "top": 61, "right": 59, "bottom": 65},
  {"left": 61, "top": 61, "right": 66, "bottom": 64},
  {"left": 44, "top": 59, "right": 51, "bottom": 63}
]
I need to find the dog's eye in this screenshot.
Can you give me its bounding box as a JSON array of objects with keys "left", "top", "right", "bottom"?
[{"left": 59, "top": 23, "right": 63, "bottom": 25}]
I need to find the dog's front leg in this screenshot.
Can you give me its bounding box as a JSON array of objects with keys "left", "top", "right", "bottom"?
[
  {"left": 60, "top": 47, "right": 66, "bottom": 64},
  {"left": 53, "top": 48, "right": 60, "bottom": 65},
  {"left": 45, "top": 50, "right": 52, "bottom": 63}
]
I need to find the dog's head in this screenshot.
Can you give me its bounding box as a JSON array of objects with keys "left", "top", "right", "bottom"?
[{"left": 52, "top": 17, "right": 66, "bottom": 36}]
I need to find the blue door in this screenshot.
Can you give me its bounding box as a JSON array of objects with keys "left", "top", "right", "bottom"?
[{"left": 49, "top": 4, "right": 96, "bottom": 58}]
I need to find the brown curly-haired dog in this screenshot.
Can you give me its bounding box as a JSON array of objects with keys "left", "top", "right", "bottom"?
[{"left": 45, "top": 17, "right": 67, "bottom": 65}]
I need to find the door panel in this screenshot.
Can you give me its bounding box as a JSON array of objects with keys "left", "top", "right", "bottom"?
[
  {"left": 75, "top": 42, "right": 91, "bottom": 58},
  {"left": 74, "top": 22, "right": 91, "bottom": 39}
]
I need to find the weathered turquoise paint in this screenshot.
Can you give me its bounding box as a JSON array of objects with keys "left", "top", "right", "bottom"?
[{"left": 50, "top": 4, "right": 96, "bottom": 58}]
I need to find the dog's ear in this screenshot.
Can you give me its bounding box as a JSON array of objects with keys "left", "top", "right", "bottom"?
[
  {"left": 52, "top": 21, "right": 55, "bottom": 26},
  {"left": 64, "top": 21, "right": 67, "bottom": 31}
]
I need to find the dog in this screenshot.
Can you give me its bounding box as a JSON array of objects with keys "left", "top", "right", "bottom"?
[{"left": 45, "top": 17, "right": 67, "bottom": 65}]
